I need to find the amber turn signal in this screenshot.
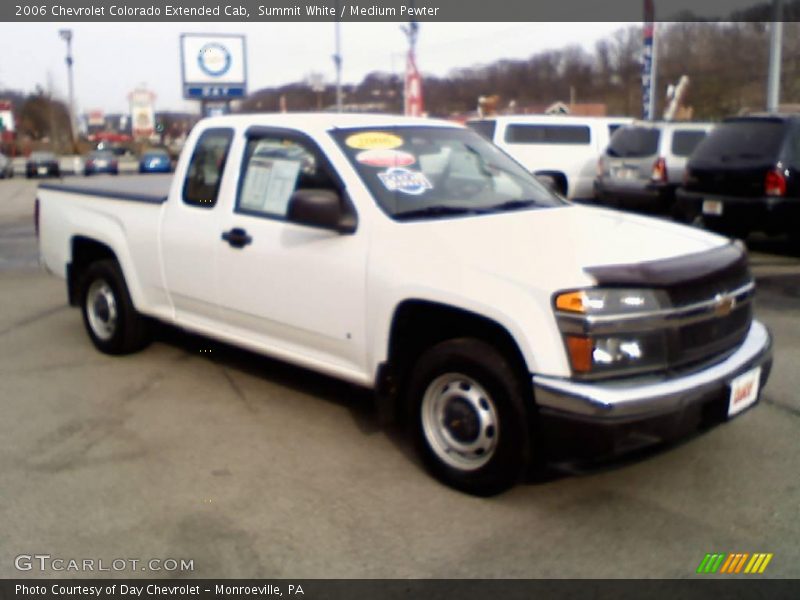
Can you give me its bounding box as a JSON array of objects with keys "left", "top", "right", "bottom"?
[
  {"left": 555, "top": 291, "right": 587, "bottom": 313},
  {"left": 565, "top": 336, "right": 593, "bottom": 373}
]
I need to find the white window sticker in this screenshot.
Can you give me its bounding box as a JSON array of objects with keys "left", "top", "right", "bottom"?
[
  {"left": 239, "top": 157, "right": 301, "bottom": 216},
  {"left": 377, "top": 167, "right": 433, "bottom": 195}
]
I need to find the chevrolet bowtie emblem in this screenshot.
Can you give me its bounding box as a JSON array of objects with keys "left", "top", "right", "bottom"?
[{"left": 714, "top": 293, "right": 736, "bottom": 317}]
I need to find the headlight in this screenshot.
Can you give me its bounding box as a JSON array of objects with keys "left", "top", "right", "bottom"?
[
  {"left": 554, "top": 288, "right": 668, "bottom": 378},
  {"left": 555, "top": 288, "right": 662, "bottom": 315},
  {"left": 564, "top": 332, "right": 668, "bottom": 376}
]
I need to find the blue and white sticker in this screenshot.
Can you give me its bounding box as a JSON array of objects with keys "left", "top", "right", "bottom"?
[{"left": 377, "top": 167, "right": 432, "bottom": 195}]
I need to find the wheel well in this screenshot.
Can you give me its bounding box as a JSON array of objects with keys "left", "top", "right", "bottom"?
[
  {"left": 380, "top": 300, "right": 530, "bottom": 420},
  {"left": 67, "top": 237, "right": 118, "bottom": 306},
  {"left": 534, "top": 171, "right": 568, "bottom": 196}
]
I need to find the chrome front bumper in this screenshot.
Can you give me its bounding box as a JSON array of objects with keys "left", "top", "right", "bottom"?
[{"left": 533, "top": 320, "right": 772, "bottom": 421}]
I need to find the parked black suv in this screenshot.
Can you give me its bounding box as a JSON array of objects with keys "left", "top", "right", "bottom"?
[{"left": 675, "top": 115, "right": 800, "bottom": 238}]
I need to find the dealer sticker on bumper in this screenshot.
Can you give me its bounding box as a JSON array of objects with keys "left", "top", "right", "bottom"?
[{"left": 728, "top": 366, "right": 761, "bottom": 417}]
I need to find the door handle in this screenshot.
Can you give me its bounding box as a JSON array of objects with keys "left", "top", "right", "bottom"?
[{"left": 221, "top": 227, "right": 253, "bottom": 249}]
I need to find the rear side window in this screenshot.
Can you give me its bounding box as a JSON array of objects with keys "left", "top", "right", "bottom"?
[
  {"left": 691, "top": 120, "right": 787, "bottom": 165},
  {"left": 182, "top": 128, "right": 234, "bottom": 208},
  {"left": 607, "top": 127, "right": 660, "bottom": 157},
  {"left": 466, "top": 120, "right": 497, "bottom": 140},
  {"left": 504, "top": 124, "right": 591, "bottom": 145},
  {"left": 671, "top": 130, "right": 707, "bottom": 157}
]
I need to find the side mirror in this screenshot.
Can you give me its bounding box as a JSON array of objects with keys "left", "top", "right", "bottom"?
[{"left": 287, "top": 189, "right": 357, "bottom": 234}]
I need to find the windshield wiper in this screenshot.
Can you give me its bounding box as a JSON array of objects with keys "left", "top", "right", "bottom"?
[
  {"left": 480, "top": 199, "right": 543, "bottom": 213},
  {"left": 394, "top": 205, "right": 478, "bottom": 221}
]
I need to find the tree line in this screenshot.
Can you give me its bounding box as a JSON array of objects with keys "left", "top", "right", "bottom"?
[
  {"left": 241, "top": 22, "right": 800, "bottom": 120},
  {"left": 3, "top": 20, "right": 800, "bottom": 151}
]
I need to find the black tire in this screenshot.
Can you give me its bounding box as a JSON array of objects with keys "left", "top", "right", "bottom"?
[
  {"left": 79, "top": 259, "right": 150, "bottom": 355},
  {"left": 406, "top": 338, "right": 531, "bottom": 496}
]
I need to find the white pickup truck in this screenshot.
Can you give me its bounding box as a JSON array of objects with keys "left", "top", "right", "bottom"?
[{"left": 37, "top": 114, "right": 772, "bottom": 495}]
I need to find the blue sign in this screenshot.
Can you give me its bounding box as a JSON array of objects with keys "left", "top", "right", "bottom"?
[
  {"left": 185, "top": 85, "right": 245, "bottom": 99},
  {"left": 642, "top": 36, "right": 653, "bottom": 120}
]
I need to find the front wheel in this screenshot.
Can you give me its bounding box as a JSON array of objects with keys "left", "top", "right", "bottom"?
[
  {"left": 80, "top": 259, "right": 150, "bottom": 355},
  {"left": 407, "top": 338, "right": 530, "bottom": 496}
]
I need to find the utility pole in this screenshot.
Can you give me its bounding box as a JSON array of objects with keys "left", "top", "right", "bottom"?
[
  {"left": 766, "top": 0, "right": 783, "bottom": 113},
  {"left": 333, "top": 1, "right": 343, "bottom": 112},
  {"left": 59, "top": 29, "right": 76, "bottom": 150},
  {"left": 401, "top": 15, "right": 422, "bottom": 116}
]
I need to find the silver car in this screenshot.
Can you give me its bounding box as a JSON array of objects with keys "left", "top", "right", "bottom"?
[{"left": 595, "top": 121, "right": 713, "bottom": 216}]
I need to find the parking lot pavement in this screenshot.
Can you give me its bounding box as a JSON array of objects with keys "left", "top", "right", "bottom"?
[{"left": 1, "top": 178, "right": 799, "bottom": 579}]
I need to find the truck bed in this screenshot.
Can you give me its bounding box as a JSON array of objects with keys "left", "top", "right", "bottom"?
[{"left": 39, "top": 174, "right": 172, "bottom": 204}]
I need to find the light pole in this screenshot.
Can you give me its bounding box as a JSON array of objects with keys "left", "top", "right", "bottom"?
[
  {"left": 59, "top": 29, "right": 76, "bottom": 149},
  {"left": 766, "top": 0, "right": 783, "bottom": 113},
  {"left": 333, "top": 1, "right": 342, "bottom": 112}
]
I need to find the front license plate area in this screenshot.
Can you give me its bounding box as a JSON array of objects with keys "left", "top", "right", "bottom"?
[
  {"left": 702, "top": 199, "right": 723, "bottom": 216},
  {"left": 728, "top": 367, "right": 761, "bottom": 418}
]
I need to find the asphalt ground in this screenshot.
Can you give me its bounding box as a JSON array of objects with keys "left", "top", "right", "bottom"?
[{"left": 0, "top": 177, "right": 798, "bottom": 579}]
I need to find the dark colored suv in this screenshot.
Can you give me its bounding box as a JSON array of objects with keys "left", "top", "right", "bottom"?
[{"left": 675, "top": 115, "right": 800, "bottom": 238}]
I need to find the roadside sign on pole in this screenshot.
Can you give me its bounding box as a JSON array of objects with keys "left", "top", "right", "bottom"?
[{"left": 642, "top": 0, "right": 656, "bottom": 120}]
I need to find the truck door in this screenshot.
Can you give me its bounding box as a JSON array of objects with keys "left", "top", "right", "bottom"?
[
  {"left": 160, "top": 127, "right": 234, "bottom": 329},
  {"left": 214, "top": 128, "right": 369, "bottom": 382}
]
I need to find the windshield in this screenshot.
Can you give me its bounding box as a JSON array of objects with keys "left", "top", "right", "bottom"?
[
  {"left": 331, "top": 126, "right": 564, "bottom": 220},
  {"left": 607, "top": 126, "right": 660, "bottom": 158}
]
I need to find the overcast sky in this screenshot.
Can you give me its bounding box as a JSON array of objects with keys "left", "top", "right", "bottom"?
[{"left": 0, "top": 22, "right": 627, "bottom": 114}]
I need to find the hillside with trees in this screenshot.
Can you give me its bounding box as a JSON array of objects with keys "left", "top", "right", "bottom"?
[{"left": 241, "top": 22, "right": 800, "bottom": 119}]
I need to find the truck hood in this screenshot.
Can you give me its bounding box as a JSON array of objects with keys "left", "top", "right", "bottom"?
[{"left": 399, "top": 204, "right": 730, "bottom": 292}]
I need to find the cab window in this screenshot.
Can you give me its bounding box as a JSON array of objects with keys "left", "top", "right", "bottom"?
[{"left": 182, "top": 128, "right": 234, "bottom": 208}]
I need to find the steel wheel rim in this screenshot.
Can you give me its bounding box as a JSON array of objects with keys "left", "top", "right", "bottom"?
[
  {"left": 421, "top": 373, "right": 499, "bottom": 471},
  {"left": 86, "top": 279, "right": 118, "bottom": 341}
]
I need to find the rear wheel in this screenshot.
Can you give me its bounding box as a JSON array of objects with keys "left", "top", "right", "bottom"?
[
  {"left": 407, "top": 338, "right": 530, "bottom": 496},
  {"left": 80, "top": 259, "right": 150, "bottom": 355}
]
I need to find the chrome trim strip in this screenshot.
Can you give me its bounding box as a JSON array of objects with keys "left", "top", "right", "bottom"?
[
  {"left": 533, "top": 320, "right": 771, "bottom": 419},
  {"left": 556, "top": 281, "right": 754, "bottom": 326},
  {"left": 556, "top": 282, "right": 754, "bottom": 335}
]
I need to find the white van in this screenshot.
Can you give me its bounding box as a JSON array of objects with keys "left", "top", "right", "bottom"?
[{"left": 466, "top": 115, "right": 633, "bottom": 200}]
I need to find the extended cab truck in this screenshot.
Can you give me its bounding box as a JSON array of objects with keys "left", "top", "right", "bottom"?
[{"left": 37, "top": 114, "right": 773, "bottom": 496}]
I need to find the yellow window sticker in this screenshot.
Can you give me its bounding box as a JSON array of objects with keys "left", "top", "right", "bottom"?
[{"left": 345, "top": 131, "right": 403, "bottom": 150}]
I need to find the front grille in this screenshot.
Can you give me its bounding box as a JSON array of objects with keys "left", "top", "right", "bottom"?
[
  {"left": 663, "top": 258, "right": 753, "bottom": 369},
  {"left": 670, "top": 303, "right": 752, "bottom": 369}
]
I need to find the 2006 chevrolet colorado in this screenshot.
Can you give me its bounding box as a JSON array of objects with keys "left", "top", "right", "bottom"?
[{"left": 37, "top": 114, "right": 772, "bottom": 495}]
